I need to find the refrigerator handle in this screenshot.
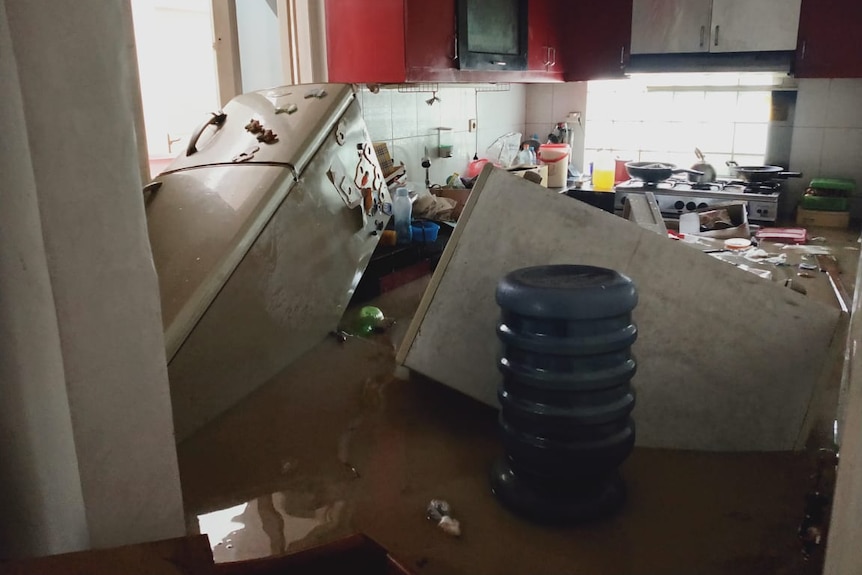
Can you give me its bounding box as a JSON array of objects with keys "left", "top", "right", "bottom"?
[{"left": 186, "top": 111, "right": 227, "bottom": 156}]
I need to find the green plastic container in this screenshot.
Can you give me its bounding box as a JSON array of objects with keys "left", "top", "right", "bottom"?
[
  {"left": 800, "top": 195, "right": 850, "bottom": 211},
  {"left": 809, "top": 178, "right": 856, "bottom": 193},
  {"left": 802, "top": 178, "right": 855, "bottom": 211}
]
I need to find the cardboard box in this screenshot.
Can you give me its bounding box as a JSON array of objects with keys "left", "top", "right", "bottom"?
[
  {"left": 679, "top": 201, "right": 750, "bottom": 239},
  {"left": 432, "top": 188, "right": 472, "bottom": 220},
  {"left": 796, "top": 207, "right": 850, "bottom": 229},
  {"left": 507, "top": 165, "right": 549, "bottom": 187}
]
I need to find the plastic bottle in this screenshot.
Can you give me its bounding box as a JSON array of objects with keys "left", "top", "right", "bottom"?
[
  {"left": 393, "top": 187, "right": 412, "bottom": 245},
  {"left": 592, "top": 150, "right": 616, "bottom": 192},
  {"left": 517, "top": 143, "right": 532, "bottom": 166},
  {"left": 529, "top": 147, "right": 537, "bottom": 166}
]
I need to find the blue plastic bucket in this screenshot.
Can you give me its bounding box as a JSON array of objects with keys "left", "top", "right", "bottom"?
[{"left": 411, "top": 220, "right": 440, "bottom": 243}]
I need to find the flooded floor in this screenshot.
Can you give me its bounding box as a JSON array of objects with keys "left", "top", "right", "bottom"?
[{"left": 178, "top": 229, "right": 860, "bottom": 574}]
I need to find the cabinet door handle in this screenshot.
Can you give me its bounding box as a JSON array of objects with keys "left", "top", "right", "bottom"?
[
  {"left": 801, "top": 40, "right": 806, "bottom": 60},
  {"left": 619, "top": 45, "right": 625, "bottom": 67},
  {"left": 700, "top": 25, "right": 705, "bottom": 48},
  {"left": 714, "top": 25, "right": 720, "bottom": 46},
  {"left": 491, "top": 61, "right": 507, "bottom": 66},
  {"left": 550, "top": 47, "right": 556, "bottom": 67},
  {"left": 453, "top": 35, "right": 459, "bottom": 61}
]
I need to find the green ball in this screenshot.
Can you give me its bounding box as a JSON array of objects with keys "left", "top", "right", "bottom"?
[{"left": 356, "top": 306, "right": 385, "bottom": 334}]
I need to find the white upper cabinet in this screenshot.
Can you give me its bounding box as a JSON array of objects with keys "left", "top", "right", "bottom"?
[
  {"left": 631, "top": 0, "right": 802, "bottom": 55},
  {"left": 631, "top": 0, "right": 713, "bottom": 54},
  {"left": 710, "top": 0, "right": 802, "bottom": 53}
]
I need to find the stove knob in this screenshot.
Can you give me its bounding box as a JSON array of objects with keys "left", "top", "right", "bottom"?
[
  {"left": 686, "top": 202, "right": 697, "bottom": 211},
  {"left": 674, "top": 200, "right": 685, "bottom": 210},
  {"left": 697, "top": 202, "right": 708, "bottom": 209}
]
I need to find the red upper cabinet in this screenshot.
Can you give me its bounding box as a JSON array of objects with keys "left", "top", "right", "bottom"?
[
  {"left": 404, "top": 0, "right": 458, "bottom": 81},
  {"left": 795, "top": 0, "right": 862, "bottom": 78},
  {"left": 325, "top": 0, "right": 406, "bottom": 83},
  {"left": 561, "top": 0, "right": 633, "bottom": 81},
  {"left": 527, "top": 0, "right": 565, "bottom": 79},
  {"left": 326, "top": 0, "right": 576, "bottom": 84}
]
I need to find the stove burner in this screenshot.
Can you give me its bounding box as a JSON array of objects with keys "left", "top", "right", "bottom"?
[
  {"left": 724, "top": 179, "right": 783, "bottom": 195},
  {"left": 619, "top": 177, "right": 784, "bottom": 195},
  {"left": 613, "top": 177, "right": 782, "bottom": 222}
]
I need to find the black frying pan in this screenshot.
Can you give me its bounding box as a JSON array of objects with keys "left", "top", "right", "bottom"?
[
  {"left": 625, "top": 161, "right": 703, "bottom": 183},
  {"left": 726, "top": 161, "right": 802, "bottom": 183}
]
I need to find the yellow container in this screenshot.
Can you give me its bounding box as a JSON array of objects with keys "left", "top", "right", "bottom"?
[
  {"left": 592, "top": 169, "right": 615, "bottom": 191},
  {"left": 592, "top": 151, "right": 615, "bottom": 191}
]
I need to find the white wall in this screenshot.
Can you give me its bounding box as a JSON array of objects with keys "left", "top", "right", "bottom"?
[
  {"left": 525, "top": 83, "right": 588, "bottom": 173},
  {"left": 358, "top": 84, "right": 526, "bottom": 188},
  {"left": 235, "top": 0, "right": 283, "bottom": 92},
  {"left": 788, "top": 78, "right": 862, "bottom": 217},
  {"left": 0, "top": 0, "right": 185, "bottom": 558},
  {"left": 0, "top": 0, "right": 89, "bottom": 557}
]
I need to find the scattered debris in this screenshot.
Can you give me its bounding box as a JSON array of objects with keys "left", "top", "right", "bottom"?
[
  {"left": 426, "top": 499, "right": 461, "bottom": 537},
  {"left": 784, "top": 278, "right": 808, "bottom": 295},
  {"left": 330, "top": 330, "right": 348, "bottom": 343},
  {"left": 342, "top": 462, "right": 360, "bottom": 479},
  {"left": 275, "top": 103, "right": 298, "bottom": 115},
  {"left": 438, "top": 516, "right": 461, "bottom": 537}
]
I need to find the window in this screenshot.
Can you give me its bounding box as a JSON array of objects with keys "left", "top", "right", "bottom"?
[{"left": 584, "top": 73, "right": 788, "bottom": 178}]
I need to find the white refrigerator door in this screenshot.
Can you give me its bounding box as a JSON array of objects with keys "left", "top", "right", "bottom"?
[
  {"left": 160, "top": 83, "right": 355, "bottom": 173},
  {"left": 164, "top": 98, "right": 391, "bottom": 440},
  {"left": 146, "top": 164, "right": 296, "bottom": 360}
]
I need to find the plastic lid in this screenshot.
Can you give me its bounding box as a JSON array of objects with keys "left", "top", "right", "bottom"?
[
  {"left": 395, "top": 187, "right": 408, "bottom": 197},
  {"left": 724, "top": 238, "right": 752, "bottom": 250},
  {"left": 809, "top": 178, "right": 856, "bottom": 192}
]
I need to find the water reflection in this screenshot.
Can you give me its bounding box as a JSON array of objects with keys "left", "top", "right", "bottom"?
[{"left": 197, "top": 491, "right": 345, "bottom": 563}]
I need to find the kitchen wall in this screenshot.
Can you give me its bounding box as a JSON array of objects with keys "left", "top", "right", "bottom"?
[
  {"left": 525, "top": 82, "right": 589, "bottom": 174},
  {"left": 235, "top": 0, "right": 283, "bottom": 92},
  {"left": 358, "top": 84, "right": 526, "bottom": 188},
  {"left": 527, "top": 78, "right": 862, "bottom": 219},
  {"left": 788, "top": 78, "right": 862, "bottom": 217}
]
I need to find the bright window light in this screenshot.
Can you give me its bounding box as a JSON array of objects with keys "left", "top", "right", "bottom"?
[{"left": 584, "top": 72, "right": 790, "bottom": 178}]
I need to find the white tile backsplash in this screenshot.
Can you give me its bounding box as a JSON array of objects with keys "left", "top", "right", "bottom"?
[
  {"left": 794, "top": 79, "right": 830, "bottom": 128},
  {"left": 551, "top": 83, "right": 587, "bottom": 125},
  {"left": 361, "top": 89, "right": 392, "bottom": 142},
  {"left": 358, "top": 77, "right": 862, "bottom": 217},
  {"left": 526, "top": 84, "right": 553, "bottom": 124},
  {"left": 826, "top": 79, "right": 862, "bottom": 129},
  {"left": 390, "top": 91, "right": 419, "bottom": 140},
  {"left": 820, "top": 128, "right": 862, "bottom": 175},
  {"left": 359, "top": 84, "right": 526, "bottom": 189},
  {"left": 788, "top": 79, "right": 862, "bottom": 217}
]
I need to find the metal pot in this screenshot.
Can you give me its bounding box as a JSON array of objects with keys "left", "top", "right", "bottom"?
[
  {"left": 625, "top": 161, "right": 703, "bottom": 183},
  {"left": 689, "top": 148, "right": 716, "bottom": 183},
  {"left": 726, "top": 161, "right": 802, "bottom": 183}
]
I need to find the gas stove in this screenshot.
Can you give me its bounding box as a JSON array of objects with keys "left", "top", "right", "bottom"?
[{"left": 614, "top": 178, "right": 782, "bottom": 222}]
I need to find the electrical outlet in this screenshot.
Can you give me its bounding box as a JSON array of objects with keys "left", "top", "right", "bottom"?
[
  {"left": 468, "top": 119, "right": 477, "bottom": 132},
  {"left": 567, "top": 111, "right": 582, "bottom": 122}
]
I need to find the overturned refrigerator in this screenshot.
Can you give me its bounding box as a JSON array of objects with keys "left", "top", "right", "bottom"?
[
  {"left": 145, "top": 84, "right": 388, "bottom": 440},
  {"left": 398, "top": 166, "right": 842, "bottom": 452}
]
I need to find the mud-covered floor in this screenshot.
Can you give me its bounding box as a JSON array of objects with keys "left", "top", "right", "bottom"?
[{"left": 176, "top": 254, "right": 857, "bottom": 575}]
